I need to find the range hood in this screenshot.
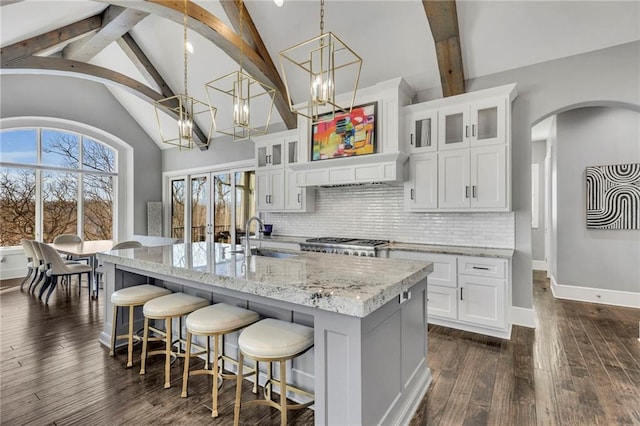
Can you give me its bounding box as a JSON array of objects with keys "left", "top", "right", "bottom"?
[{"left": 289, "top": 151, "right": 408, "bottom": 187}]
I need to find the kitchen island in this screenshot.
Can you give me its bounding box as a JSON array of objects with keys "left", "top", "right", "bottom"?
[{"left": 97, "top": 242, "right": 433, "bottom": 425}]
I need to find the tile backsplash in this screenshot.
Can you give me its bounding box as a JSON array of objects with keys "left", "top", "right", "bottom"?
[{"left": 263, "top": 184, "right": 515, "bottom": 249}]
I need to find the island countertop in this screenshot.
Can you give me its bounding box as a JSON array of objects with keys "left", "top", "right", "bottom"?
[{"left": 97, "top": 242, "right": 432, "bottom": 318}]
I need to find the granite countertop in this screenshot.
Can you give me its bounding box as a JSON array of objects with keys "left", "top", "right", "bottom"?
[
  {"left": 98, "top": 242, "right": 432, "bottom": 318},
  {"left": 382, "top": 242, "right": 514, "bottom": 259},
  {"left": 258, "top": 235, "right": 514, "bottom": 258}
]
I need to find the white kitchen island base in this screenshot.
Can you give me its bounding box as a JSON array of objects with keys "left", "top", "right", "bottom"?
[{"left": 98, "top": 244, "right": 432, "bottom": 425}]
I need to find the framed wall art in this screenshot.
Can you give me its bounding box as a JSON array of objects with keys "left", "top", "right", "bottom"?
[
  {"left": 586, "top": 163, "right": 640, "bottom": 230},
  {"left": 310, "top": 102, "right": 377, "bottom": 161}
]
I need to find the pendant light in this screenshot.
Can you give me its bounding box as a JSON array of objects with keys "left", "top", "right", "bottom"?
[
  {"left": 154, "top": 0, "right": 216, "bottom": 150},
  {"left": 279, "top": 0, "right": 362, "bottom": 122},
  {"left": 205, "top": 0, "right": 276, "bottom": 141}
]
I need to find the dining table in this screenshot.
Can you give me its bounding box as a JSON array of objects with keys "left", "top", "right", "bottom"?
[{"left": 50, "top": 240, "right": 114, "bottom": 298}]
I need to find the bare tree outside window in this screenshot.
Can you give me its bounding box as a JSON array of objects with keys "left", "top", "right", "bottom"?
[
  {"left": 171, "top": 179, "right": 185, "bottom": 239},
  {"left": 0, "top": 128, "right": 117, "bottom": 247},
  {"left": 0, "top": 168, "right": 36, "bottom": 246}
]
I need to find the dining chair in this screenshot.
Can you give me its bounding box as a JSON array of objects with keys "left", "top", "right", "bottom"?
[
  {"left": 19, "top": 239, "right": 37, "bottom": 291},
  {"left": 52, "top": 234, "right": 91, "bottom": 264},
  {"left": 94, "top": 240, "right": 143, "bottom": 298},
  {"left": 36, "top": 241, "right": 93, "bottom": 304}
]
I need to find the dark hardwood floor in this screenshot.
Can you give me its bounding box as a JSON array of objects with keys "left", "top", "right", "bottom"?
[{"left": 1, "top": 271, "right": 639, "bottom": 425}]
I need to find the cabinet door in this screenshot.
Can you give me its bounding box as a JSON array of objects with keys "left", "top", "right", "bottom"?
[
  {"left": 406, "top": 153, "right": 437, "bottom": 210},
  {"left": 438, "top": 104, "right": 469, "bottom": 150},
  {"left": 408, "top": 110, "right": 437, "bottom": 153},
  {"left": 255, "top": 171, "right": 271, "bottom": 211},
  {"left": 255, "top": 140, "right": 283, "bottom": 170},
  {"left": 470, "top": 145, "right": 506, "bottom": 209},
  {"left": 286, "top": 139, "right": 299, "bottom": 166},
  {"left": 470, "top": 97, "right": 506, "bottom": 146},
  {"left": 458, "top": 275, "right": 505, "bottom": 329},
  {"left": 427, "top": 285, "right": 458, "bottom": 320},
  {"left": 387, "top": 251, "right": 457, "bottom": 287},
  {"left": 268, "top": 169, "right": 285, "bottom": 210},
  {"left": 438, "top": 149, "right": 470, "bottom": 209},
  {"left": 284, "top": 170, "right": 302, "bottom": 211}
]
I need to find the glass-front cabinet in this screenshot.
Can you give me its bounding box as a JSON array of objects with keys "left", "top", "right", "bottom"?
[
  {"left": 438, "top": 97, "right": 506, "bottom": 150},
  {"left": 406, "top": 109, "right": 437, "bottom": 153}
]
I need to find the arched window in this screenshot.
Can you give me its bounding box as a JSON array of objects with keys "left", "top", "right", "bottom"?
[{"left": 0, "top": 127, "right": 118, "bottom": 246}]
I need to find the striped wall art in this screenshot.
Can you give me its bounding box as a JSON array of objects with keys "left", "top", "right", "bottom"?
[{"left": 586, "top": 163, "right": 640, "bottom": 230}]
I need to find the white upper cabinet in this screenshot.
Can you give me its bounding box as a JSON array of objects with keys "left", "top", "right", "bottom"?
[
  {"left": 438, "top": 97, "right": 506, "bottom": 150},
  {"left": 406, "top": 108, "right": 438, "bottom": 153},
  {"left": 405, "top": 152, "right": 438, "bottom": 210},
  {"left": 254, "top": 130, "right": 315, "bottom": 213},
  {"left": 403, "top": 83, "right": 516, "bottom": 212}
]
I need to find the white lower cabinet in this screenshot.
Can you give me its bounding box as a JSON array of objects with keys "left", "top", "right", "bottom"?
[{"left": 387, "top": 250, "right": 511, "bottom": 339}]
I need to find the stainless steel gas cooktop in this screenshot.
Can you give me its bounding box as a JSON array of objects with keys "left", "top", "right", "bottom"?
[{"left": 300, "top": 237, "right": 389, "bottom": 256}]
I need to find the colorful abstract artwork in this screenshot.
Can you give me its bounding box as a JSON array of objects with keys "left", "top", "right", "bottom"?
[
  {"left": 586, "top": 163, "right": 640, "bottom": 229},
  {"left": 311, "top": 102, "right": 377, "bottom": 161}
]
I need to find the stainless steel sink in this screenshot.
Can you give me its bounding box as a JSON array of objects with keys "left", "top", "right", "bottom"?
[{"left": 252, "top": 249, "right": 298, "bottom": 259}]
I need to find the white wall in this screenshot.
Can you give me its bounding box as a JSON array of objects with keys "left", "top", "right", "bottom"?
[{"left": 556, "top": 107, "right": 640, "bottom": 293}]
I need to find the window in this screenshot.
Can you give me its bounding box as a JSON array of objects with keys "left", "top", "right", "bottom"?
[
  {"left": 166, "top": 167, "right": 255, "bottom": 245},
  {"left": 0, "top": 128, "right": 117, "bottom": 246}
]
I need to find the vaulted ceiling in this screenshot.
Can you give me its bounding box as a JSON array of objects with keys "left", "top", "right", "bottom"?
[{"left": 1, "top": 0, "right": 639, "bottom": 150}]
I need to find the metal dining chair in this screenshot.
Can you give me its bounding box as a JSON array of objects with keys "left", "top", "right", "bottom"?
[{"left": 35, "top": 241, "right": 93, "bottom": 304}]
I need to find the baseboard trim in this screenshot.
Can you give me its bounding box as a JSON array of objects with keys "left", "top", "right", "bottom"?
[
  {"left": 532, "top": 260, "right": 547, "bottom": 271},
  {"left": 511, "top": 306, "right": 536, "bottom": 328},
  {"left": 550, "top": 275, "right": 640, "bottom": 309}
]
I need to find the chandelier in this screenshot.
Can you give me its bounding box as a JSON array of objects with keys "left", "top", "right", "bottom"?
[
  {"left": 279, "top": 0, "right": 362, "bottom": 122},
  {"left": 154, "top": 0, "right": 216, "bottom": 150},
  {"left": 205, "top": 0, "right": 276, "bottom": 141}
]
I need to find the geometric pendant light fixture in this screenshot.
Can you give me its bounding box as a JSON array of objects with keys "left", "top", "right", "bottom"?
[
  {"left": 154, "top": 0, "right": 216, "bottom": 150},
  {"left": 205, "top": 0, "right": 276, "bottom": 141},
  {"left": 279, "top": 0, "right": 362, "bottom": 122}
]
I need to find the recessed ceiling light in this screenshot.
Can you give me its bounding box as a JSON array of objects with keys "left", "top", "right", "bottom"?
[{"left": 274, "top": 0, "right": 283, "bottom": 7}]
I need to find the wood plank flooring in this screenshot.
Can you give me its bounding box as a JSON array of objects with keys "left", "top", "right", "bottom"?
[
  {"left": 2, "top": 271, "right": 639, "bottom": 425},
  {"left": 410, "top": 271, "right": 640, "bottom": 426}
]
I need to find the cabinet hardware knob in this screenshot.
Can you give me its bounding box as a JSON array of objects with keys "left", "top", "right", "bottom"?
[
  {"left": 410, "top": 188, "right": 414, "bottom": 200},
  {"left": 472, "top": 266, "right": 490, "bottom": 270},
  {"left": 472, "top": 185, "right": 477, "bottom": 198},
  {"left": 465, "top": 186, "right": 470, "bottom": 198},
  {"left": 298, "top": 193, "right": 301, "bottom": 203},
  {"left": 465, "top": 125, "right": 469, "bottom": 138},
  {"left": 472, "top": 124, "right": 476, "bottom": 137},
  {"left": 460, "top": 287, "right": 464, "bottom": 300},
  {"left": 410, "top": 134, "right": 414, "bottom": 145}
]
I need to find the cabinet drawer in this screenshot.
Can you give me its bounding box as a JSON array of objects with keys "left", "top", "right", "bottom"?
[
  {"left": 388, "top": 251, "right": 457, "bottom": 287},
  {"left": 427, "top": 285, "right": 457, "bottom": 320},
  {"left": 458, "top": 256, "right": 506, "bottom": 279}
]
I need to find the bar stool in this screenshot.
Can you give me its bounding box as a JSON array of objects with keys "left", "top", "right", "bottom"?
[
  {"left": 181, "top": 303, "right": 260, "bottom": 417},
  {"left": 140, "top": 292, "right": 209, "bottom": 388},
  {"left": 110, "top": 284, "right": 172, "bottom": 367},
  {"left": 234, "top": 319, "right": 315, "bottom": 426}
]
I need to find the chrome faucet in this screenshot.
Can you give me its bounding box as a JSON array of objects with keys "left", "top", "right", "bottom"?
[{"left": 244, "top": 216, "right": 264, "bottom": 257}]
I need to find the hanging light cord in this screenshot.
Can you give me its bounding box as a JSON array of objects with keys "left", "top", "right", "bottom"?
[
  {"left": 320, "top": 0, "right": 324, "bottom": 35},
  {"left": 183, "top": 0, "right": 189, "bottom": 97}
]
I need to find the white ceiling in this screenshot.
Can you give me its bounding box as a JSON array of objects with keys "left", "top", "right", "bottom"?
[{"left": 1, "top": 0, "right": 639, "bottom": 149}]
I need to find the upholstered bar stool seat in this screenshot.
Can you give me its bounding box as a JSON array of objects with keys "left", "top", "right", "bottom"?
[
  {"left": 110, "top": 285, "right": 171, "bottom": 367},
  {"left": 140, "top": 292, "right": 209, "bottom": 389},
  {"left": 181, "top": 304, "right": 259, "bottom": 417},
  {"left": 234, "top": 319, "right": 315, "bottom": 426}
]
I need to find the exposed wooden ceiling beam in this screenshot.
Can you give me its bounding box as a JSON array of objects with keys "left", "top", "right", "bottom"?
[
  {"left": 116, "top": 32, "right": 210, "bottom": 150},
  {"left": 62, "top": 5, "right": 148, "bottom": 62},
  {"left": 0, "top": 56, "right": 208, "bottom": 148},
  {"left": 96, "top": 0, "right": 297, "bottom": 130},
  {"left": 423, "top": 0, "right": 465, "bottom": 97},
  {"left": 0, "top": 1, "right": 25, "bottom": 6},
  {"left": 1, "top": 15, "right": 102, "bottom": 66},
  {"left": 116, "top": 32, "right": 173, "bottom": 99}
]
